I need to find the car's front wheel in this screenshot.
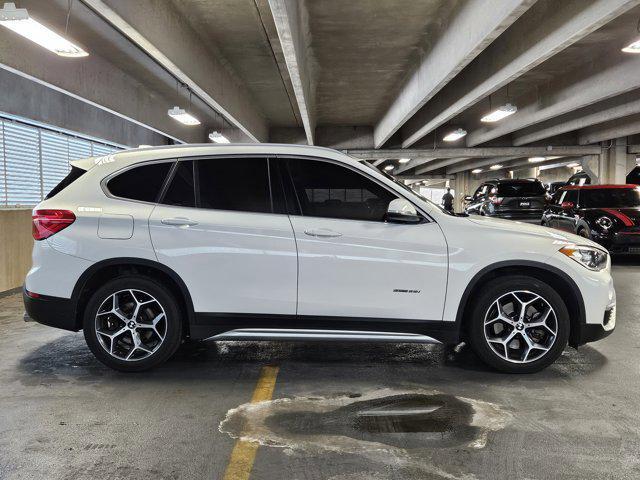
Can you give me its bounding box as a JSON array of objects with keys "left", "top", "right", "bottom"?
[
  {"left": 467, "top": 275, "right": 569, "bottom": 373},
  {"left": 83, "top": 275, "right": 183, "bottom": 372}
]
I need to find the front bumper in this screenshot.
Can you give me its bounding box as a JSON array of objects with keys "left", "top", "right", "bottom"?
[
  {"left": 23, "top": 288, "right": 79, "bottom": 332},
  {"left": 592, "top": 231, "right": 640, "bottom": 254},
  {"left": 574, "top": 302, "right": 616, "bottom": 346}
]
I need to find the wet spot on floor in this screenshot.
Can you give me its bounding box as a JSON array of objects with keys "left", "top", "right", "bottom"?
[{"left": 220, "top": 387, "right": 511, "bottom": 479}]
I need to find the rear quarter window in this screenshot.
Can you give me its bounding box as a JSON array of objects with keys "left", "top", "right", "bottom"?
[
  {"left": 107, "top": 161, "right": 173, "bottom": 202},
  {"left": 45, "top": 166, "right": 86, "bottom": 200}
]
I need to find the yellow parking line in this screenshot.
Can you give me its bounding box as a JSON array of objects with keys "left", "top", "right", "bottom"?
[{"left": 222, "top": 365, "right": 279, "bottom": 480}]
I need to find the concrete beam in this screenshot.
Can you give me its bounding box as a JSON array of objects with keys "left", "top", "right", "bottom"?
[
  {"left": 578, "top": 114, "right": 640, "bottom": 145},
  {"left": 447, "top": 157, "right": 521, "bottom": 175},
  {"left": 466, "top": 53, "right": 640, "bottom": 147},
  {"left": 486, "top": 156, "right": 573, "bottom": 174},
  {"left": 0, "top": 68, "right": 165, "bottom": 147},
  {"left": 268, "top": 0, "right": 315, "bottom": 145},
  {"left": 629, "top": 145, "right": 640, "bottom": 154},
  {"left": 374, "top": 0, "right": 533, "bottom": 148},
  {"left": 396, "top": 175, "right": 454, "bottom": 181},
  {"left": 0, "top": 1, "right": 208, "bottom": 144},
  {"left": 347, "top": 146, "right": 601, "bottom": 161},
  {"left": 82, "top": 0, "right": 269, "bottom": 142},
  {"left": 416, "top": 158, "right": 472, "bottom": 175},
  {"left": 514, "top": 90, "right": 640, "bottom": 145},
  {"left": 401, "top": 0, "right": 638, "bottom": 148}
]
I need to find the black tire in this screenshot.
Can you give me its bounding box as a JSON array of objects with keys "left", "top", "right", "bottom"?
[
  {"left": 83, "top": 275, "right": 183, "bottom": 372},
  {"left": 577, "top": 227, "right": 591, "bottom": 239},
  {"left": 467, "top": 275, "right": 569, "bottom": 373}
]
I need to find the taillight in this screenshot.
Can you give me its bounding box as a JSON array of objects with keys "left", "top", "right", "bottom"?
[
  {"left": 490, "top": 196, "right": 503, "bottom": 205},
  {"left": 32, "top": 209, "right": 76, "bottom": 240}
]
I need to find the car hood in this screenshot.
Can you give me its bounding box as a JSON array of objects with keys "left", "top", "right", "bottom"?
[{"left": 466, "top": 214, "right": 602, "bottom": 248}]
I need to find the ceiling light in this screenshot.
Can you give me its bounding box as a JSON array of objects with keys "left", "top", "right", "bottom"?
[
  {"left": 168, "top": 106, "right": 200, "bottom": 126},
  {"left": 528, "top": 156, "right": 546, "bottom": 163},
  {"left": 443, "top": 128, "right": 467, "bottom": 142},
  {"left": 622, "top": 39, "right": 640, "bottom": 53},
  {"left": 0, "top": 3, "right": 88, "bottom": 57},
  {"left": 566, "top": 162, "right": 580, "bottom": 168},
  {"left": 489, "top": 164, "right": 503, "bottom": 170},
  {"left": 384, "top": 165, "right": 394, "bottom": 171},
  {"left": 399, "top": 158, "right": 410, "bottom": 163},
  {"left": 209, "top": 131, "right": 230, "bottom": 143},
  {"left": 481, "top": 103, "right": 517, "bottom": 123},
  {"left": 138, "top": 145, "right": 152, "bottom": 148},
  {"left": 472, "top": 168, "right": 483, "bottom": 174}
]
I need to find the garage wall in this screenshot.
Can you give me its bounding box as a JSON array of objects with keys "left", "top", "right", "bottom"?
[{"left": 0, "top": 209, "right": 33, "bottom": 293}]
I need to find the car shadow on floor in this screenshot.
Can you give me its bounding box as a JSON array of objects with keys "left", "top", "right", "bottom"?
[{"left": 16, "top": 333, "right": 607, "bottom": 386}]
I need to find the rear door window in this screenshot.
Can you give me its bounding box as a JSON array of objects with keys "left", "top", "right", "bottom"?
[
  {"left": 107, "top": 162, "right": 173, "bottom": 202},
  {"left": 161, "top": 161, "right": 196, "bottom": 208},
  {"left": 196, "top": 157, "right": 274, "bottom": 213}
]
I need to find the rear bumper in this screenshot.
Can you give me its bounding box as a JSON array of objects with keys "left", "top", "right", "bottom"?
[
  {"left": 23, "top": 288, "right": 79, "bottom": 332},
  {"left": 488, "top": 211, "right": 543, "bottom": 222}
]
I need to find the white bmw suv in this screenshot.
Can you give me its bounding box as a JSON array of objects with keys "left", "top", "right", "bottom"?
[{"left": 24, "top": 144, "right": 616, "bottom": 373}]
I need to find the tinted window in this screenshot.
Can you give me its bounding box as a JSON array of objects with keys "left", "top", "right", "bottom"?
[
  {"left": 162, "top": 161, "right": 195, "bottom": 207},
  {"left": 46, "top": 166, "right": 86, "bottom": 200},
  {"left": 107, "top": 162, "right": 172, "bottom": 202},
  {"left": 287, "top": 159, "right": 397, "bottom": 221},
  {"left": 197, "top": 157, "right": 272, "bottom": 213},
  {"left": 497, "top": 181, "right": 545, "bottom": 197},
  {"left": 579, "top": 188, "right": 640, "bottom": 208}
]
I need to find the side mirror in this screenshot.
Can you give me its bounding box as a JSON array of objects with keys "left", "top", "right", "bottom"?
[
  {"left": 385, "top": 198, "right": 422, "bottom": 224},
  {"left": 561, "top": 201, "right": 575, "bottom": 210},
  {"left": 464, "top": 195, "right": 473, "bottom": 202}
]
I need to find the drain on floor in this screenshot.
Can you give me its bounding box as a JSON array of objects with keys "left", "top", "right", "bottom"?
[{"left": 220, "top": 387, "right": 511, "bottom": 455}]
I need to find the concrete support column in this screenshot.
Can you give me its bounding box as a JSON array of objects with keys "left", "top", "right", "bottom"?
[{"left": 607, "top": 137, "right": 630, "bottom": 184}]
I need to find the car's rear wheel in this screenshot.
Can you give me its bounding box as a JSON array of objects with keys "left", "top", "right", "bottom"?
[
  {"left": 83, "top": 276, "right": 182, "bottom": 372},
  {"left": 467, "top": 275, "right": 569, "bottom": 373}
]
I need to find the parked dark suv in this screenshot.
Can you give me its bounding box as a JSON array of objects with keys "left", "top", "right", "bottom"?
[{"left": 464, "top": 179, "right": 547, "bottom": 222}]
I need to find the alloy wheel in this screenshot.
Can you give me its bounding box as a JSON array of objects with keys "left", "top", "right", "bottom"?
[
  {"left": 483, "top": 290, "right": 558, "bottom": 364},
  {"left": 94, "top": 289, "right": 167, "bottom": 361}
]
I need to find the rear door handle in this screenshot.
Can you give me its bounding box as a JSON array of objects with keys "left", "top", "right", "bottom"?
[
  {"left": 161, "top": 217, "right": 199, "bottom": 227},
  {"left": 304, "top": 228, "right": 342, "bottom": 238}
]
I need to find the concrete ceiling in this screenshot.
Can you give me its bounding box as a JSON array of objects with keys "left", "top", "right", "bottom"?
[{"left": 2, "top": 0, "right": 640, "bottom": 170}]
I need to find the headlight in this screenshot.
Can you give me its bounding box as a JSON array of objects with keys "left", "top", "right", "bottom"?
[
  {"left": 559, "top": 245, "right": 608, "bottom": 271},
  {"left": 596, "top": 216, "right": 613, "bottom": 231}
]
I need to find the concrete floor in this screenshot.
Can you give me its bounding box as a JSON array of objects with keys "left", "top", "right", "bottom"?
[{"left": 1, "top": 259, "right": 640, "bottom": 480}]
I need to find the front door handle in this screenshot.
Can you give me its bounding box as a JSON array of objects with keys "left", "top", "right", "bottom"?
[
  {"left": 161, "top": 217, "right": 199, "bottom": 227},
  {"left": 304, "top": 228, "right": 342, "bottom": 238}
]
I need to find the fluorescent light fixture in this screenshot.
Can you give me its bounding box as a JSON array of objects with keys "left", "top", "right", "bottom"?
[
  {"left": 443, "top": 128, "right": 467, "bottom": 142},
  {"left": 528, "top": 156, "right": 546, "bottom": 163},
  {"left": 566, "top": 162, "right": 580, "bottom": 168},
  {"left": 399, "top": 158, "right": 410, "bottom": 163},
  {"left": 209, "top": 131, "right": 230, "bottom": 143},
  {"left": 489, "top": 164, "right": 503, "bottom": 170},
  {"left": 622, "top": 39, "right": 640, "bottom": 53},
  {"left": 481, "top": 103, "right": 517, "bottom": 123},
  {"left": 167, "top": 106, "right": 200, "bottom": 126},
  {"left": 137, "top": 145, "right": 152, "bottom": 148},
  {"left": 472, "top": 168, "right": 483, "bottom": 174},
  {"left": 0, "top": 3, "right": 88, "bottom": 57},
  {"left": 384, "top": 165, "right": 394, "bottom": 171}
]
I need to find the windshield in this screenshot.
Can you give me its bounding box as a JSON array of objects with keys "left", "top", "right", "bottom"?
[
  {"left": 580, "top": 188, "right": 640, "bottom": 208},
  {"left": 362, "top": 162, "right": 455, "bottom": 215},
  {"left": 497, "top": 181, "right": 546, "bottom": 197}
]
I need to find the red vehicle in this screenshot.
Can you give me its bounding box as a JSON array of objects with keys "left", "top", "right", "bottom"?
[{"left": 541, "top": 184, "right": 640, "bottom": 254}]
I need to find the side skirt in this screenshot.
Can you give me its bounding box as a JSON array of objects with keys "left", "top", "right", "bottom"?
[{"left": 191, "top": 313, "right": 459, "bottom": 344}]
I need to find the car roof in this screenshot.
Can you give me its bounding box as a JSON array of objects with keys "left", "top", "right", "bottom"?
[
  {"left": 72, "top": 143, "right": 364, "bottom": 172},
  {"left": 561, "top": 184, "right": 638, "bottom": 191}
]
